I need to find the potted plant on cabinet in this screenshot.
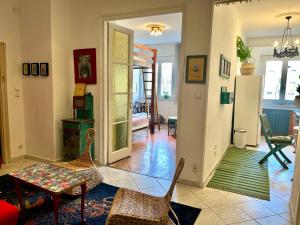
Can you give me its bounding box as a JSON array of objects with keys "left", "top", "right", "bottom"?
[
  {"left": 237, "top": 36, "right": 255, "bottom": 75},
  {"left": 294, "top": 84, "right": 300, "bottom": 107}
]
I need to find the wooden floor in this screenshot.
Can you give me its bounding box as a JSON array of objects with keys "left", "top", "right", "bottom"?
[{"left": 109, "top": 125, "right": 176, "bottom": 180}]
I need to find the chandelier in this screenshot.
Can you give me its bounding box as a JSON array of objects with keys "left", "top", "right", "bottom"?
[
  {"left": 273, "top": 16, "right": 299, "bottom": 58},
  {"left": 146, "top": 24, "right": 166, "bottom": 36}
]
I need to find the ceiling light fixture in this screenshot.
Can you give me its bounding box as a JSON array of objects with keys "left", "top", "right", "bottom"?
[
  {"left": 146, "top": 24, "right": 166, "bottom": 36},
  {"left": 273, "top": 16, "right": 299, "bottom": 58}
]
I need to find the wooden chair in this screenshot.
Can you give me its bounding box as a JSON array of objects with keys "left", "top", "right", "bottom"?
[
  {"left": 259, "top": 114, "right": 293, "bottom": 169},
  {"left": 106, "top": 158, "right": 185, "bottom": 225},
  {"left": 53, "top": 128, "right": 102, "bottom": 195}
]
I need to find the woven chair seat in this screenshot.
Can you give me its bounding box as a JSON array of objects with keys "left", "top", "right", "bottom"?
[
  {"left": 107, "top": 188, "right": 169, "bottom": 225},
  {"left": 106, "top": 158, "right": 185, "bottom": 225},
  {"left": 52, "top": 128, "right": 102, "bottom": 195}
]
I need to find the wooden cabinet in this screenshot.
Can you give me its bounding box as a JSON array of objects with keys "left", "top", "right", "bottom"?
[
  {"left": 62, "top": 94, "right": 94, "bottom": 161},
  {"left": 262, "top": 108, "right": 291, "bottom": 135},
  {"left": 62, "top": 119, "right": 94, "bottom": 161}
]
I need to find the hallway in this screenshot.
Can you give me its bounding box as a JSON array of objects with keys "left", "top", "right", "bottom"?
[{"left": 109, "top": 125, "right": 176, "bottom": 180}]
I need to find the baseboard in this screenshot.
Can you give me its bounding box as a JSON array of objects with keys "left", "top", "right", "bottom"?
[
  {"left": 24, "top": 154, "right": 61, "bottom": 163},
  {"left": 202, "top": 148, "right": 228, "bottom": 187},
  {"left": 94, "top": 160, "right": 101, "bottom": 166},
  {"left": 11, "top": 155, "right": 25, "bottom": 162},
  {"left": 178, "top": 178, "right": 201, "bottom": 187},
  {"left": 289, "top": 198, "right": 295, "bottom": 225}
]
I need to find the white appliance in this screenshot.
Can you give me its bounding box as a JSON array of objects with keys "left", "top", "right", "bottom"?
[{"left": 234, "top": 75, "right": 262, "bottom": 146}]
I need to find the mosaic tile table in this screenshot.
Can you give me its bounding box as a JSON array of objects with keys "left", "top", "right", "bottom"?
[{"left": 10, "top": 163, "right": 89, "bottom": 225}]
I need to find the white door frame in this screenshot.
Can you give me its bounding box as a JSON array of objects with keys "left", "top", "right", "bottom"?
[
  {"left": 0, "top": 42, "right": 11, "bottom": 163},
  {"left": 99, "top": 5, "right": 187, "bottom": 165}
]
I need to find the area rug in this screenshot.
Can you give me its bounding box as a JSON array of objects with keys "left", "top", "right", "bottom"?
[
  {"left": 207, "top": 147, "right": 270, "bottom": 200},
  {"left": 0, "top": 174, "right": 201, "bottom": 225}
]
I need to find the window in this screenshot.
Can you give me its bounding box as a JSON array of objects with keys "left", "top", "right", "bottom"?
[
  {"left": 285, "top": 61, "right": 300, "bottom": 100},
  {"left": 263, "top": 58, "right": 300, "bottom": 102},
  {"left": 263, "top": 61, "right": 282, "bottom": 100},
  {"left": 157, "top": 62, "right": 176, "bottom": 99}
]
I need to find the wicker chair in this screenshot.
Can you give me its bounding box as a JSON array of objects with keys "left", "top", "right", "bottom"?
[
  {"left": 106, "top": 158, "right": 185, "bottom": 225},
  {"left": 53, "top": 128, "right": 103, "bottom": 195}
]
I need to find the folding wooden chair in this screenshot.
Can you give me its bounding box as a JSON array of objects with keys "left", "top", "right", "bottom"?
[{"left": 259, "top": 114, "right": 293, "bottom": 169}]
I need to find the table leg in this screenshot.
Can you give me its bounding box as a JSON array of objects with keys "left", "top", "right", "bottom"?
[
  {"left": 14, "top": 179, "right": 24, "bottom": 213},
  {"left": 80, "top": 183, "right": 87, "bottom": 224},
  {"left": 50, "top": 193, "right": 60, "bottom": 225}
]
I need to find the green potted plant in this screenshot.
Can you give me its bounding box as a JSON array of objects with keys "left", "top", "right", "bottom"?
[
  {"left": 237, "top": 36, "right": 255, "bottom": 75},
  {"left": 163, "top": 91, "right": 170, "bottom": 99},
  {"left": 294, "top": 83, "right": 300, "bottom": 107}
]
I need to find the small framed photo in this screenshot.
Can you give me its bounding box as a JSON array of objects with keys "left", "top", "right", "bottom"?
[
  {"left": 40, "top": 63, "right": 49, "bottom": 76},
  {"left": 73, "top": 48, "right": 97, "bottom": 84},
  {"left": 22, "top": 63, "right": 30, "bottom": 76},
  {"left": 31, "top": 63, "right": 39, "bottom": 76},
  {"left": 185, "top": 55, "right": 207, "bottom": 83},
  {"left": 219, "top": 54, "right": 231, "bottom": 79}
]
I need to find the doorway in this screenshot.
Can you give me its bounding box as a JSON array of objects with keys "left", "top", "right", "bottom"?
[
  {"left": 0, "top": 43, "right": 10, "bottom": 165},
  {"left": 105, "top": 12, "right": 183, "bottom": 180}
]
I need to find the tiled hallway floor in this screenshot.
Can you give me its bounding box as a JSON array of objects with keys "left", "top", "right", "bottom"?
[{"left": 0, "top": 142, "right": 295, "bottom": 225}]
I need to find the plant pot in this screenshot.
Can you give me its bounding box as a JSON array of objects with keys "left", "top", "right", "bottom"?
[
  {"left": 240, "top": 63, "right": 255, "bottom": 76},
  {"left": 294, "top": 96, "right": 300, "bottom": 107}
]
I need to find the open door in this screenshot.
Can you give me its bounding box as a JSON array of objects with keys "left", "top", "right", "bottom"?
[{"left": 107, "top": 23, "right": 133, "bottom": 163}]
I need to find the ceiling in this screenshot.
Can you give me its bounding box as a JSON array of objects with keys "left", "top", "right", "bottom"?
[
  {"left": 233, "top": 0, "right": 300, "bottom": 38},
  {"left": 114, "top": 13, "right": 182, "bottom": 45}
]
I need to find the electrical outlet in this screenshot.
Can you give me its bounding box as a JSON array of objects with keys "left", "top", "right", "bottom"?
[{"left": 192, "top": 163, "right": 200, "bottom": 174}]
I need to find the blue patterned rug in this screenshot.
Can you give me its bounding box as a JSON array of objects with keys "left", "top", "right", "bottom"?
[{"left": 0, "top": 175, "right": 201, "bottom": 225}]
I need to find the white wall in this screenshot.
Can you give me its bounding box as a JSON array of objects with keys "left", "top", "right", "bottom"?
[
  {"left": 70, "top": 0, "right": 213, "bottom": 185},
  {"left": 251, "top": 46, "right": 273, "bottom": 75},
  {"left": 203, "top": 5, "right": 242, "bottom": 182},
  {"left": 0, "top": 0, "right": 26, "bottom": 158},
  {"left": 21, "top": 0, "right": 55, "bottom": 160},
  {"left": 51, "top": 0, "right": 73, "bottom": 160}
]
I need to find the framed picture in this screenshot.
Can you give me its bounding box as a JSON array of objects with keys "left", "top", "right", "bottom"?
[
  {"left": 22, "top": 63, "right": 30, "bottom": 75},
  {"left": 31, "top": 63, "right": 39, "bottom": 76},
  {"left": 73, "top": 48, "right": 97, "bottom": 84},
  {"left": 185, "top": 55, "right": 207, "bottom": 83},
  {"left": 219, "top": 54, "right": 231, "bottom": 79},
  {"left": 40, "top": 63, "right": 49, "bottom": 76}
]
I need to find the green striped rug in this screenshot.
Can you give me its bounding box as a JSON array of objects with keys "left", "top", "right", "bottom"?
[{"left": 207, "top": 147, "right": 270, "bottom": 200}]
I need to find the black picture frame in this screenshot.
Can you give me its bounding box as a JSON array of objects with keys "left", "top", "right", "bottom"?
[
  {"left": 185, "top": 55, "right": 207, "bottom": 83},
  {"left": 40, "top": 63, "right": 49, "bottom": 76},
  {"left": 22, "top": 63, "right": 30, "bottom": 76},
  {"left": 219, "top": 54, "right": 231, "bottom": 79},
  {"left": 31, "top": 63, "right": 39, "bottom": 76}
]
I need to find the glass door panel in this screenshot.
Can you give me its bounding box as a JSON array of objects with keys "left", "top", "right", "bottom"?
[{"left": 108, "top": 23, "right": 133, "bottom": 163}]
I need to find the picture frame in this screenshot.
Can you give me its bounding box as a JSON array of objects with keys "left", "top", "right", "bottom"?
[
  {"left": 73, "top": 48, "right": 97, "bottom": 84},
  {"left": 40, "top": 63, "right": 49, "bottom": 76},
  {"left": 219, "top": 54, "right": 231, "bottom": 79},
  {"left": 22, "top": 63, "right": 30, "bottom": 76},
  {"left": 31, "top": 63, "right": 39, "bottom": 76},
  {"left": 185, "top": 55, "right": 207, "bottom": 83}
]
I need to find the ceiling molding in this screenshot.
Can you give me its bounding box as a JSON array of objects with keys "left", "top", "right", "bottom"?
[{"left": 215, "top": 0, "right": 260, "bottom": 6}]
